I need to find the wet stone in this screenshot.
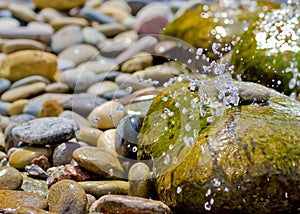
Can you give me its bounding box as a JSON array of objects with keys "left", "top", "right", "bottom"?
[
  {"left": 8, "top": 146, "right": 52, "bottom": 169},
  {"left": 97, "top": 71, "right": 122, "bottom": 82},
  {"left": 73, "top": 146, "right": 124, "bottom": 178},
  {"left": 121, "top": 52, "right": 153, "bottom": 73},
  {"left": 103, "top": 89, "right": 128, "bottom": 100},
  {"left": 58, "top": 44, "right": 99, "bottom": 66},
  {"left": 128, "top": 162, "right": 151, "bottom": 198},
  {"left": 23, "top": 99, "right": 63, "bottom": 118},
  {"left": 79, "top": 181, "right": 129, "bottom": 198},
  {"left": 76, "top": 126, "right": 103, "bottom": 147},
  {"left": 21, "top": 172, "right": 48, "bottom": 197},
  {"left": 31, "top": 155, "right": 51, "bottom": 171},
  {"left": 9, "top": 75, "right": 50, "bottom": 89},
  {"left": 4, "top": 124, "right": 19, "bottom": 152},
  {"left": 48, "top": 179, "right": 87, "bottom": 214},
  {"left": 115, "top": 73, "right": 150, "bottom": 92},
  {"left": 62, "top": 93, "right": 107, "bottom": 118},
  {"left": 11, "top": 117, "right": 79, "bottom": 145},
  {"left": 87, "top": 81, "right": 119, "bottom": 96},
  {"left": 52, "top": 142, "right": 81, "bottom": 166},
  {"left": 115, "top": 115, "right": 142, "bottom": 159},
  {"left": 0, "top": 190, "right": 48, "bottom": 210},
  {"left": 237, "top": 81, "right": 271, "bottom": 104},
  {"left": 25, "top": 164, "right": 48, "bottom": 179},
  {"left": 51, "top": 25, "right": 83, "bottom": 53},
  {"left": 0, "top": 166, "right": 23, "bottom": 190},
  {"left": 0, "top": 78, "right": 11, "bottom": 94},
  {"left": 89, "top": 195, "right": 172, "bottom": 214},
  {"left": 97, "top": 129, "right": 117, "bottom": 155}
]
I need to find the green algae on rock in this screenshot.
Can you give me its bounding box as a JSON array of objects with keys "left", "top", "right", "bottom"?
[
  {"left": 231, "top": 5, "right": 300, "bottom": 95},
  {"left": 138, "top": 80, "right": 300, "bottom": 213},
  {"left": 163, "top": 1, "right": 279, "bottom": 59}
]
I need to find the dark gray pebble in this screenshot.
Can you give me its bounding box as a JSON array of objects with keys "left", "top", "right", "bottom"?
[
  {"left": 11, "top": 117, "right": 79, "bottom": 145},
  {"left": 115, "top": 115, "right": 142, "bottom": 159},
  {"left": 52, "top": 142, "right": 81, "bottom": 166}
]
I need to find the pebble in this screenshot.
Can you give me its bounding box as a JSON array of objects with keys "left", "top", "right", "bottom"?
[
  {"left": 76, "top": 126, "right": 103, "bottom": 147},
  {"left": 39, "top": 7, "right": 62, "bottom": 22},
  {"left": 79, "top": 180, "right": 129, "bottom": 198},
  {"left": 0, "top": 101, "right": 11, "bottom": 116},
  {"left": 57, "top": 58, "right": 76, "bottom": 71},
  {"left": 77, "top": 58, "right": 119, "bottom": 74},
  {"left": 1, "top": 82, "right": 46, "bottom": 102},
  {"left": 50, "top": 17, "right": 89, "bottom": 30},
  {"left": 8, "top": 99, "right": 30, "bottom": 116},
  {"left": 58, "top": 44, "right": 99, "bottom": 66},
  {"left": 98, "top": 7, "right": 131, "bottom": 23},
  {"left": 25, "top": 164, "right": 48, "bottom": 179},
  {"left": 88, "top": 100, "right": 125, "bottom": 129},
  {"left": 52, "top": 142, "right": 81, "bottom": 166},
  {"left": 83, "top": 26, "right": 107, "bottom": 45},
  {"left": 4, "top": 124, "right": 19, "bottom": 152},
  {"left": 237, "top": 81, "right": 271, "bottom": 103},
  {"left": 0, "top": 10, "right": 13, "bottom": 18},
  {"left": 0, "top": 17, "right": 20, "bottom": 30},
  {"left": 51, "top": 25, "right": 83, "bottom": 53},
  {"left": 89, "top": 195, "right": 172, "bottom": 214},
  {"left": 0, "top": 166, "right": 23, "bottom": 190},
  {"left": 24, "top": 99, "right": 63, "bottom": 118},
  {"left": 84, "top": 0, "right": 102, "bottom": 8},
  {"left": 45, "top": 82, "right": 69, "bottom": 93},
  {"left": 87, "top": 81, "right": 119, "bottom": 96},
  {"left": 86, "top": 194, "right": 97, "bottom": 211},
  {"left": 121, "top": 52, "right": 153, "bottom": 73},
  {"left": 115, "top": 73, "right": 150, "bottom": 91},
  {"left": 127, "top": 0, "right": 148, "bottom": 15},
  {"left": 101, "top": 0, "right": 132, "bottom": 14},
  {"left": 128, "top": 162, "right": 151, "bottom": 198},
  {"left": 97, "top": 129, "right": 117, "bottom": 155},
  {"left": 97, "top": 71, "right": 122, "bottom": 82},
  {"left": 12, "top": 117, "right": 79, "bottom": 145},
  {"left": 0, "top": 78, "right": 11, "bottom": 94},
  {"left": 62, "top": 93, "right": 107, "bottom": 117},
  {"left": 2, "top": 39, "right": 46, "bottom": 54},
  {"left": 115, "top": 115, "right": 142, "bottom": 159},
  {"left": 95, "top": 23, "right": 128, "bottom": 37},
  {"left": 73, "top": 146, "right": 124, "bottom": 178},
  {"left": 0, "top": 50, "right": 57, "bottom": 82},
  {"left": 80, "top": 8, "right": 116, "bottom": 24},
  {"left": 31, "top": 155, "right": 51, "bottom": 171},
  {"left": 8, "top": 3, "right": 37, "bottom": 23},
  {"left": 32, "top": 0, "right": 86, "bottom": 10},
  {"left": 125, "top": 99, "right": 153, "bottom": 117},
  {"left": 27, "top": 21, "right": 54, "bottom": 34},
  {"left": 31, "top": 93, "right": 72, "bottom": 105},
  {"left": 116, "top": 36, "right": 157, "bottom": 64},
  {"left": 0, "top": 190, "right": 48, "bottom": 210},
  {"left": 48, "top": 179, "right": 87, "bottom": 214},
  {"left": 103, "top": 89, "right": 128, "bottom": 100},
  {"left": 59, "top": 110, "right": 91, "bottom": 127},
  {"left": 9, "top": 75, "right": 50, "bottom": 89},
  {"left": 21, "top": 172, "right": 48, "bottom": 197},
  {"left": 8, "top": 146, "right": 52, "bottom": 169}
]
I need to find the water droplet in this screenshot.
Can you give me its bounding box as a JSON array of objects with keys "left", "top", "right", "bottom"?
[
  {"left": 204, "top": 202, "right": 212, "bottom": 211},
  {"left": 177, "top": 186, "right": 182, "bottom": 194},
  {"left": 164, "top": 154, "right": 170, "bottom": 165},
  {"left": 132, "top": 146, "right": 137, "bottom": 153},
  {"left": 169, "top": 144, "right": 173, "bottom": 150},
  {"left": 162, "top": 96, "right": 168, "bottom": 101},
  {"left": 109, "top": 168, "right": 114, "bottom": 176},
  {"left": 210, "top": 198, "right": 214, "bottom": 205},
  {"left": 206, "top": 188, "right": 211, "bottom": 197},
  {"left": 207, "top": 116, "right": 215, "bottom": 123},
  {"left": 90, "top": 117, "right": 100, "bottom": 125},
  {"left": 185, "top": 124, "right": 191, "bottom": 132},
  {"left": 212, "top": 178, "right": 221, "bottom": 187},
  {"left": 117, "top": 105, "right": 124, "bottom": 112},
  {"left": 125, "top": 87, "right": 132, "bottom": 94}
]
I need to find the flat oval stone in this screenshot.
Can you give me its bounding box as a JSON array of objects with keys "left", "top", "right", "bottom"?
[
  {"left": 103, "top": 89, "right": 128, "bottom": 100},
  {"left": 8, "top": 3, "right": 37, "bottom": 23},
  {"left": 48, "top": 179, "right": 87, "bottom": 214},
  {"left": 11, "top": 117, "right": 79, "bottom": 145},
  {"left": 59, "top": 110, "right": 91, "bottom": 127},
  {"left": 32, "top": 0, "right": 86, "bottom": 10},
  {"left": 128, "top": 162, "right": 151, "bottom": 198},
  {"left": 87, "top": 81, "right": 119, "bottom": 96},
  {"left": 8, "top": 99, "right": 30, "bottom": 116},
  {"left": 115, "top": 73, "right": 149, "bottom": 92},
  {"left": 27, "top": 22, "right": 54, "bottom": 34},
  {"left": 2, "top": 39, "right": 46, "bottom": 54},
  {"left": 8, "top": 146, "right": 52, "bottom": 169},
  {"left": 80, "top": 8, "right": 116, "bottom": 24},
  {"left": 51, "top": 25, "right": 83, "bottom": 53},
  {"left": 97, "top": 71, "right": 122, "bottom": 82},
  {"left": 76, "top": 126, "right": 103, "bottom": 147},
  {"left": 0, "top": 101, "right": 11, "bottom": 116},
  {"left": 0, "top": 166, "right": 23, "bottom": 190},
  {"left": 73, "top": 146, "right": 124, "bottom": 178},
  {"left": 97, "top": 129, "right": 117, "bottom": 155},
  {"left": 1, "top": 82, "right": 46, "bottom": 102},
  {"left": 9, "top": 75, "right": 50, "bottom": 89},
  {"left": 57, "top": 58, "right": 76, "bottom": 71},
  {"left": 89, "top": 195, "right": 171, "bottom": 214},
  {"left": 121, "top": 52, "right": 153, "bottom": 73},
  {"left": 0, "top": 190, "right": 48, "bottom": 210},
  {"left": 45, "top": 82, "right": 69, "bottom": 93},
  {"left": 0, "top": 78, "right": 11, "bottom": 94},
  {"left": 237, "top": 81, "right": 271, "bottom": 103},
  {"left": 95, "top": 23, "right": 127, "bottom": 37},
  {"left": 62, "top": 93, "right": 107, "bottom": 118},
  {"left": 52, "top": 142, "right": 81, "bottom": 166},
  {"left": 79, "top": 181, "right": 129, "bottom": 198},
  {"left": 0, "top": 50, "right": 57, "bottom": 82},
  {"left": 0, "top": 17, "right": 20, "bottom": 30},
  {"left": 77, "top": 59, "right": 119, "bottom": 74},
  {"left": 82, "top": 27, "right": 106, "bottom": 45},
  {"left": 50, "top": 17, "right": 88, "bottom": 30},
  {"left": 58, "top": 44, "right": 99, "bottom": 66},
  {"left": 39, "top": 8, "right": 62, "bottom": 22},
  {"left": 88, "top": 100, "right": 125, "bottom": 129}
]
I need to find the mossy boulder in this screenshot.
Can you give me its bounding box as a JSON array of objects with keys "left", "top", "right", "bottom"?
[
  {"left": 138, "top": 79, "right": 300, "bottom": 213},
  {"left": 163, "top": 1, "right": 279, "bottom": 59},
  {"left": 231, "top": 5, "right": 300, "bottom": 95}
]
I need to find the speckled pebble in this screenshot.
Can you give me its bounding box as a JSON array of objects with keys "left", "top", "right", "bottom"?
[
  {"left": 48, "top": 179, "right": 87, "bottom": 214},
  {"left": 12, "top": 117, "right": 79, "bottom": 145},
  {"left": 0, "top": 166, "right": 23, "bottom": 190}
]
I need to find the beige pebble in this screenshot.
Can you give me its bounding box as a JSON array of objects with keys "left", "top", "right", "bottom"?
[
  {"left": 88, "top": 100, "right": 125, "bottom": 129},
  {"left": 8, "top": 3, "right": 37, "bottom": 22},
  {"left": 45, "top": 82, "right": 69, "bottom": 93},
  {"left": 8, "top": 99, "right": 30, "bottom": 116},
  {"left": 39, "top": 8, "right": 62, "bottom": 22},
  {"left": 87, "top": 81, "right": 119, "bottom": 96},
  {"left": 2, "top": 39, "right": 46, "bottom": 54},
  {"left": 76, "top": 126, "right": 103, "bottom": 147},
  {"left": 97, "top": 129, "right": 117, "bottom": 155},
  {"left": 128, "top": 162, "right": 151, "bottom": 198},
  {"left": 121, "top": 52, "right": 153, "bottom": 73},
  {"left": 0, "top": 166, "right": 23, "bottom": 190},
  {"left": 50, "top": 17, "right": 88, "bottom": 30},
  {"left": 1, "top": 82, "right": 46, "bottom": 102},
  {"left": 32, "top": 0, "right": 86, "bottom": 10}
]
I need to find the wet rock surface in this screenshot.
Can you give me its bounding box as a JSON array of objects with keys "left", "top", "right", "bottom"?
[{"left": 0, "top": 1, "right": 298, "bottom": 214}]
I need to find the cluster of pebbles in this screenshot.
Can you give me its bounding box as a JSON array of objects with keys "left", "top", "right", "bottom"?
[{"left": 0, "top": 0, "right": 197, "bottom": 213}]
